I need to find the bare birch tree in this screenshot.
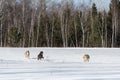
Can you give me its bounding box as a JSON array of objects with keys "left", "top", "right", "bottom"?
[
  {"left": 111, "top": 0, "right": 119, "bottom": 47},
  {"left": 0, "top": 0, "right": 4, "bottom": 47}
]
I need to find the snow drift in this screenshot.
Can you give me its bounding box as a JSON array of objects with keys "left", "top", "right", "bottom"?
[{"left": 0, "top": 48, "right": 120, "bottom": 80}]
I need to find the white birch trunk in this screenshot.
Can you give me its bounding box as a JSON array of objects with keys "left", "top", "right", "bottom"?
[{"left": 60, "top": 13, "right": 66, "bottom": 47}]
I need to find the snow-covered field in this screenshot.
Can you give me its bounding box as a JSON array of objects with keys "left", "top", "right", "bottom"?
[{"left": 0, "top": 48, "right": 120, "bottom": 80}]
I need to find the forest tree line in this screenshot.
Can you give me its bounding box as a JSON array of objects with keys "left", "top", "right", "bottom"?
[{"left": 0, "top": 0, "right": 120, "bottom": 47}]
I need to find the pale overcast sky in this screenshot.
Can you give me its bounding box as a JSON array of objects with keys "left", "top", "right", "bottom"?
[
  {"left": 74, "top": 0, "right": 111, "bottom": 11},
  {"left": 33, "top": 0, "right": 111, "bottom": 11},
  {"left": 91, "top": 0, "right": 110, "bottom": 11}
]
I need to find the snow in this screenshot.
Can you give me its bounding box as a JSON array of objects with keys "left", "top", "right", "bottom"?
[{"left": 0, "top": 48, "right": 120, "bottom": 80}]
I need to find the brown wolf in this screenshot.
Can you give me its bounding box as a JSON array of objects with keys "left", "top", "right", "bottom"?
[{"left": 83, "top": 54, "right": 90, "bottom": 62}]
